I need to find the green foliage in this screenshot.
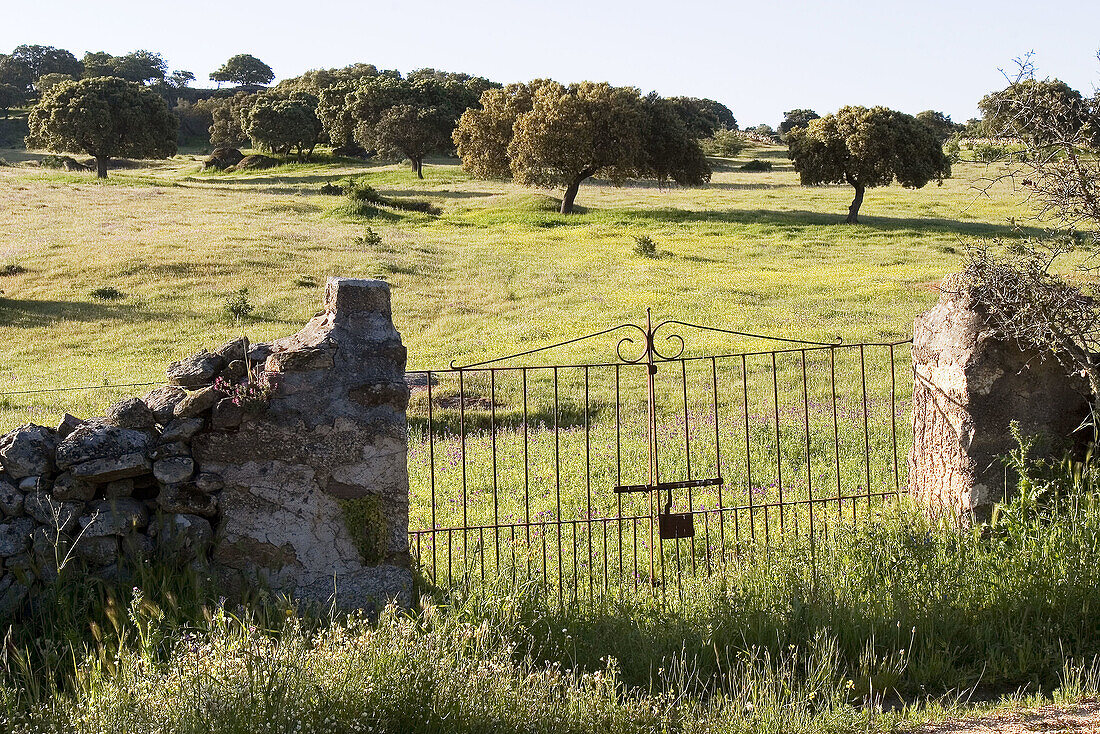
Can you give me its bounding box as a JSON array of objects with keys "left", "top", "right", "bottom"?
[
  {"left": 632, "top": 234, "right": 657, "bottom": 257},
  {"left": 206, "top": 91, "right": 253, "bottom": 148},
  {"left": 355, "top": 226, "right": 383, "bottom": 247},
  {"left": 699, "top": 127, "right": 745, "bottom": 156},
  {"left": 90, "top": 285, "right": 123, "bottom": 300},
  {"left": 338, "top": 494, "right": 388, "bottom": 564},
  {"left": 81, "top": 49, "right": 167, "bottom": 84},
  {"left": 979, "top": 77, "right": 1092, "bottom": 145},
  {"left": 32, "top": 72, "right": 71, "bottom": 95},
  {"left": 787, "top": 105, "right": 952, "bottom": 222},
  {"left": 971, "top": 141, "right": 1006, "bottom": 162},
  {"left": 1, "top": 45, "right": 81, "bottom": 96},
  {"left": 779, "top": 108, "right": 820, "bottom": 139},
  {"left": 458, "top": 80, "right": 709, "bottom": 212},
  {"left": 26, "top": 76, "right": 177, "bottom": 178},
  {"left": 342, "top": 177, "right": 440, "bottom": 216},
  {"left": 224, "top": 287, "right": 254, "bottom": 321},
  {"left": 0, "top": 82, "right": 20, "bottom": 117},
  {"left": 666, "top": 96, "right": 737, "bottom": 137},
  {"left": 453, "top": 79, "right": 552, "bottom": 179},
  {"left": 740, "top": 159, "right": 773, "bottom": 171},
  {"left": 210, "top": 53, "right": 274, "bottom": 87},
  {"left": 346, "top": 71, "right": 492, "bottom": 178},
  {"left": 243, "top": 93, "right": 322, "bottom": 160},
  {"left": 915, "top": 109, "right": 962, "bottom": 142}
]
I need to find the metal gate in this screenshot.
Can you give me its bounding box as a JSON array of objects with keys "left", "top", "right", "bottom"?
[{"left": 406, "top": 312, "right": 912, "bottom": 604}]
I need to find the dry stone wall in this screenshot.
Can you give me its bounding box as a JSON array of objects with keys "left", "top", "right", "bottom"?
[
  {"left": 909, "top": 274, "right": 1090, "bottom": 520},
  {"left": 0, "top": 277, "right": 410, "bottom": 616}
]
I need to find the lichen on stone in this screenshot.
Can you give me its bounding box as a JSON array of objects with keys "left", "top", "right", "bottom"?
[{"left": 338, "top": 495, "right": 387, "bottom": 565}]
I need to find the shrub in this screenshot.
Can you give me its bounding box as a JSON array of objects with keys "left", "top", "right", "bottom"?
[
  {"left": 354, "top": 227, "right": 383, "bottom": 248},
  {"left": 739, "top": 159, "right": 773, "bottom": 172},
  {"left": 90, "top": 286, "right": 123, "bottom": 300},
  {"left": 633, "top": 235, "right": 658, "bottom": 258},
  {"left": 319, "top": 181, "right": 344, "bottom": 196},
  {"left": 224, "top": 287, "right": 254, "bottom": 321},
  {"left": 0, "top": 262, "right": 25, "bottom": 276},
  {"left": 699, "top": 127, "right": 745, "bottom": 157},
  {"left": 384, "top": 196, "right": 440, "bottom": 215},
  {"left": 972, "top": 142, "right": 1006, "bottom": 162}
]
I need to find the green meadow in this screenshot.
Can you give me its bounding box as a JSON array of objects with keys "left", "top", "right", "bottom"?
[{"left": 0, "top": 143, "right": 1028, "bottom": 430}]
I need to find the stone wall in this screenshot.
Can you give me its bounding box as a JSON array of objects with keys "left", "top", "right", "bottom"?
[
  {"left": 0, "top": 277, "right": 410, "bottom": 616},
  {"left": 908, "top": 273, "right": 1090, "bottom": 520}
]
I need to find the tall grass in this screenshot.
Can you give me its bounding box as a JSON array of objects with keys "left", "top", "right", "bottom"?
[{"left": 3, "top": 437, "right": 1100, "bottom": 732}]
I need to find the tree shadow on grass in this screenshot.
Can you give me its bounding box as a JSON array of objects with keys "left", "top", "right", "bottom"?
[
  {"left": 616, "top": 207, "right": 1045, "bottom": 238},
  {"left": 376, "top": 189, "right": 495, "bottom": 200},
  {"left": 0, "top": 298, "right": 164, "bottom": 328}
]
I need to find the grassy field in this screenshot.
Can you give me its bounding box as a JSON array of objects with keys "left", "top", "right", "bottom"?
[
  {"left": 7, "top": 143, "right": 1100, "bottom": 732},
  {"left": 0, "top": 143, "right": 1031, "bottom": 429}
]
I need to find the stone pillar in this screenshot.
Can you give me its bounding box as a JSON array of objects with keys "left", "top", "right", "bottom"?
[
  {"left": 909, "top": 273, "right": 1089, "bottom": 521},
  {"left": 193, "top": 277, "right": 411, "bottom": 607}
]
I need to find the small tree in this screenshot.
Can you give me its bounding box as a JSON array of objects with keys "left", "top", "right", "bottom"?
[
  {"left": 208, "top": 91, "right": 255, "bottom": 148},
  {"left": 26, "top": 77, "right": 177, "bottom": 178},
  {"left": 361, "top": 103, "right": 451, "bottom": 177},
  {"left": 0, "top": 83, "right": 21, "bottom": 118},
  {"left": 787, "top": 106, "right": 951, "bottom": 223},
  {"left": 243, "top": 93, "right": 322, "bottom": 160},
  {"left": 211, "top": 54, "right": 274, "bottom": 88},
  {"left": 962, "top": 54, "right": 1100, "bottom": 399},
  {"left": 456, "top": 80, "right": 709, "bottom": 213}
]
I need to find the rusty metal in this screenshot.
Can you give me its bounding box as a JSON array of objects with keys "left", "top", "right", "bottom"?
[{"left": 407, "top": 311, "right": 913, "bottom": 608}]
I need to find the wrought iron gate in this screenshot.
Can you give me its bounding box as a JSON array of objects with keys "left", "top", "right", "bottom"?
[{"left": 406, "top": 312, "right": 912, "bottom": 604}]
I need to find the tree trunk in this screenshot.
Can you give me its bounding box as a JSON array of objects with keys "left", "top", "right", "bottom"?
[
  {"left": 560, "top": 167, "right": 597, "bottom": 214},
  {"left": 846, "top": 178, "right": 865, "bottom": 224},
  {"left": 95, "top": 156, "right": 109, "bottom": 179},
  {"left": 415, "top": 157, "right": 424, "bottom": 179}
]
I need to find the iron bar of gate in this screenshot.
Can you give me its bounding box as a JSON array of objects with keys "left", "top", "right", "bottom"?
[{"left": 405, "top": 314, "right": 912, "bottom": 603}]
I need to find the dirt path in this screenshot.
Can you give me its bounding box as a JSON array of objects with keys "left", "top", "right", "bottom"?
[{"left": 917, "top": 701, "right": 1100, "bottom": 733}]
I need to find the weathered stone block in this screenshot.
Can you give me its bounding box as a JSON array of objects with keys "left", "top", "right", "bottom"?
[
  {"left": 70, "top": 453, "right": 151, "bottom": 483},
  {"left": 174, "top": 387, "right": 222, "bottom": 418},
  {"left": 211, "top": 399, "right": 243, "bottom": 430},
  {"left": 56, "top": 425, "right": 152, "bottom": 470},
  {"left": 909, "top": 274, "right": 1091, "bottom": 520},
  {"left": 159, "top": 418, "right": 203, "bottom": 442},
  {"left": 51, "top": 472, "right": 96, "bottom": 501},
  {"left": 145, "top": 386, "right": 187, "bottom": 424},
  {"left": 158, "top": 482, "right": 217, "bottom": 517},
  {"left": 105, "top": 397, "right": 156, "bottom": 429},
  {"left": 153, "top": 457, "right": 195, "bottom": 484},
  {"left": 167, "top": 349, "right": 224, "bottom": 388},
  {"left": 0, "top": 424, "right": 57, "bottom": 479},
  {"left": 0, "top": 518, "right": 34, "bottom": 557},
  {"left": 0, "top": 480, "right": 23, "bottom": 517},
  {"left": 79, "top": 499, "right": 149, "bottom": 537}
]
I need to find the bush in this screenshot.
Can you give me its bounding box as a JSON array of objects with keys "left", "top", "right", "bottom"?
[
  {"left": 384, "top": 196, "right": 440, "bottom": 215},
  {"left": 90, "top": 286, "right": 123, "bottom": 300},
  {"left": 319, "top": 181, "right": 344, "bottom": 196},
  {"left": 354, "top": 227, "right": 383, "bottom": 248},
  {"left": 224, "top": 288, "right": 254, "bottom": 321},
  {"left": 972, "top": 142, "right": 1007, "bottom": 162},
  {"left": 0, "top": 262, "right": 25, "bottom": 276},
  {"left": 633, "top": 235, "right": 658, "bottom": 257},
  {"left": 699, "top": 127, "right": 744, "bottom": 157},
  {"left": 739, "top": 159, "right": 773, "bottom": 172}
]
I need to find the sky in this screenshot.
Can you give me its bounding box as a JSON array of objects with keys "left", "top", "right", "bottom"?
[{"left": 4, "top": 0, "right": 1099, "bottom": 127}]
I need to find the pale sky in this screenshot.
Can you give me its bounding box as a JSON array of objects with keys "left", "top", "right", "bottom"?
[{"left": 5, "top": 0, "right": 1099, "bottom": 127}]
